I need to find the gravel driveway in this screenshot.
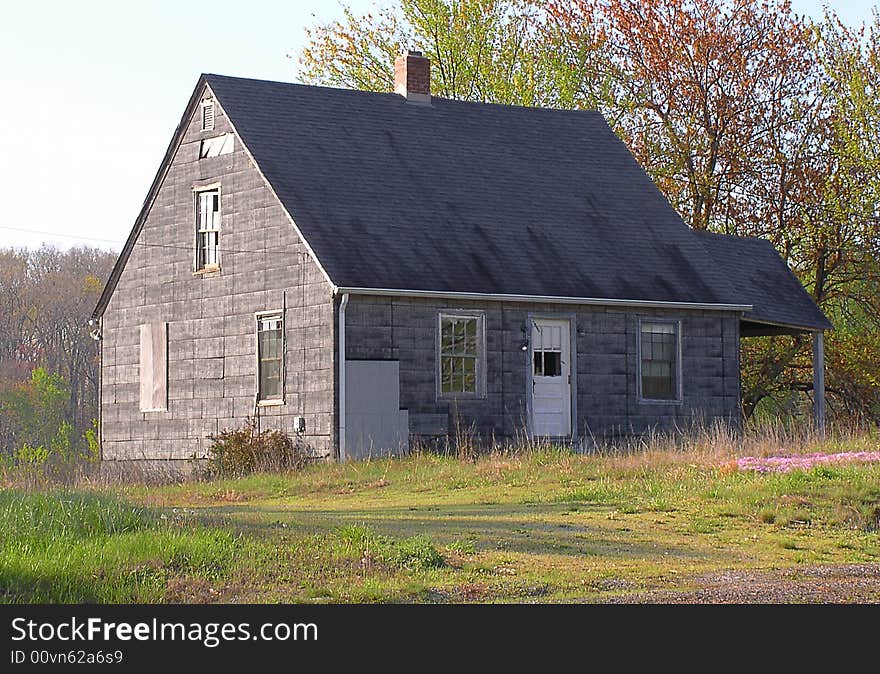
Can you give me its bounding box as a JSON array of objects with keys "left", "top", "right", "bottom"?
[{"left": 603, "top": 564, "right": 880, "bottom": 604}]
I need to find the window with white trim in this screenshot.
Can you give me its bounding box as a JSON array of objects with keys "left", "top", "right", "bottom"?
[
  {"left": 257, "top": 313, "right": 283, "bottom": 402},
  {"left": 439, "top": 314, "right": 484, "bottom": 397},
  {"left": 639, "top": 321, "right": 680, "bottom": 401},
  {"left": 195, "top": 189, "right": 220, "bottom": 271}
]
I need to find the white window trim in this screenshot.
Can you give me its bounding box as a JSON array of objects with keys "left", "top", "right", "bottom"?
[
  {"left": 637, "top": 317, "right": 683, "bottom": 404},
  {"left": 193, "top": 185, "right": 221, "bottom": 273},
  {"left": 436, "top": 311, "right": 487, "bottom": 400},
  {"left": 255, "top": 310, "right": 285, "bottom": 406}
]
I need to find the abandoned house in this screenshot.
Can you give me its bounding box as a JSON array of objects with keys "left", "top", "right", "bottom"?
[{"left": 92, "top": 52, "right": 831, "bottom": 465}]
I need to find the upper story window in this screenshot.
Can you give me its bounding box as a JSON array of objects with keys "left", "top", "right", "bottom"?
[
  {"left": 639, "top": 320, "right": 681, "bottom": 401},
  {"left": 257, "top": 313, "right": 284, "bottom": 403},
  {"left": 195, "top": 189, "right": 220, "bottom": 271},
  {"left": 201, "top": 99, "right": 215, "bottom": 131},
  {"left": 199, "top": 133, "right": 234, "bottom": 158},
  {"left": 438, "top": 313, "right": 485, "bottom": 397}
]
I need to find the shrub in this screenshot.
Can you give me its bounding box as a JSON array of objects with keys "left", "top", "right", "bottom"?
[
  {"left": 205, "top": 419, "right": 308, "bottom": 477},
  {"left": 391, "top": 535, "right": 445, "bottom": 570}
]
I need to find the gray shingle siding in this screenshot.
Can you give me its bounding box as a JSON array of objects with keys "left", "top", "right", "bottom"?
[
  {"left": 100, "top": 86, "right": 335, "bottom": 463},
  {"left": 345, "top": 295, "right": 741, "bottom": 445}
]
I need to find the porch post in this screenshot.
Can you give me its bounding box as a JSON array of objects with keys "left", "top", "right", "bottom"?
[{"left": 812, "top": 331, "right": 825, "bottom": 434}]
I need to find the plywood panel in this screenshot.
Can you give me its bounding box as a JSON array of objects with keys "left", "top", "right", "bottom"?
[{"left": 140, "top": 322, "right": 168, "bottom": 412}]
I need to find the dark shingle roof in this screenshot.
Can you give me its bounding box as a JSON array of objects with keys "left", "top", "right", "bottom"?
[
  {"left": 695, "top": 231, "right": 832, "bottom": 331},
  {"left": 205, "top": 74, "right": 743, "bottom": 305}
]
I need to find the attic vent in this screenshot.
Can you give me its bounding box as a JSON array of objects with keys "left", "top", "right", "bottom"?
[{"left": 201, "top": 100, "right": 215, "bottom": 131}]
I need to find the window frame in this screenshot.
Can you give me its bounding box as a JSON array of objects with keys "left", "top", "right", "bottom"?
[
  {"left": 255, "top": 310, "right": 285, "bottom": 406},
  {"left": 436, "top": 311, "right": 487, "bottom": 400},
  {"left": 637, "top": 318, "right": 683, "bottom": 404},
  {"left": 193, "top": 185, "right": 221, "bottom": 273}
]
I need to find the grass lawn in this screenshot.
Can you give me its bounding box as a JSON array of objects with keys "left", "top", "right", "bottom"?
[{"left": 2, "top": 433, "right": 879, "bottom": 603}]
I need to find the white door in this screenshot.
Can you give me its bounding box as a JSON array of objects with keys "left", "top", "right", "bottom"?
[{"left": 530, "top": 318, "right": 571, "bottom": 437}]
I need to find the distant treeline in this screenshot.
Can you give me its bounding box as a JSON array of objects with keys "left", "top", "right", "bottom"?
[{"left": 0, "top": 246, "right": 115, "bottom": 458}]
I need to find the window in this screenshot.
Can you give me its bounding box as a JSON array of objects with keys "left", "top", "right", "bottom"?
[
  {"left": 201, "top": 99, "right": 215, "bottom": 131},
  {"left": 533, "top": 323, "right": 564, "bottom": 377},
  {"left": 640, "top": 321, "right": 680, "bottom": 401},
  {"left": 534, "top": 350, "right": 562, "bottom": 377},
  {"left": 199, "top": 133, "right": 234, "bottom": 158},
  {"left": 439, "top": 314, "right": 484, "bottom": 396},
  {"left": 139, "top": 322, "right": 167, "bottom": 412},
  {"left": 195, "top": 189, "right": 220, "bottom": 270},
  {"left": 257, "top": 313, "right": 283, "bottom": 402}
]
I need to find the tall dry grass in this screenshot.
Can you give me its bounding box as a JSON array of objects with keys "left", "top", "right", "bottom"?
[
  {"left": 3, "top": 418, "right": 875, "bottom": 489},
  {"left": 0, "top": 453, "right": 192, "bottom": 491}
]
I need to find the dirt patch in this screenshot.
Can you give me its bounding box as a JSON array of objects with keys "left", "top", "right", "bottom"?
[{"left": 601, "top": 564, "right": 880, "bottom": 604}]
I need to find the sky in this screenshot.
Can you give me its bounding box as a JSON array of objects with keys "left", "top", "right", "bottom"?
[{"left": 0, "top": 0, "right": 876, "bottom": 252}]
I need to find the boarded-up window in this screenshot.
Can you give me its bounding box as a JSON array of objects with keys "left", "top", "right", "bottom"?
[
  {"left": 257, "top": 314, "right": 283, "bottom": 402},
  {"left": 140, "top": 322, "right": 168, "bottom": 412},
  {"left": 640, "top": 321, "right": 679, "bottom": 401}
]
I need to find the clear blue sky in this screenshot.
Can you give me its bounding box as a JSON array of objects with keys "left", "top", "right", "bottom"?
[{"left": 0, "top": 0, "right": 875, "bottom": 251}]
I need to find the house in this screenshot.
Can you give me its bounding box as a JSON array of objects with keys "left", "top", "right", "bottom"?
[{"left": 92, "top": 51, "right": 831, "bottom": 465}]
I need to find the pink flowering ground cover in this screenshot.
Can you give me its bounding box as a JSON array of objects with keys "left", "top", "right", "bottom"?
[{"left": 736, "top": 451, "right": 880, "bottom": 473}]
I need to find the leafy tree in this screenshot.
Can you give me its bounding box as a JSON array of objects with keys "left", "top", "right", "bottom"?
[
  {"left": 0, "top": 367, "right": 79, "bottom": 460},
  {"left": 297, "top": 0, "right": 880, "bottom": 424},
  {"left": 299, "top": 0, "right": 607, "bottom": 108},
  {"left": 0, "top": 246, "right": 114, "bottom": 452}
]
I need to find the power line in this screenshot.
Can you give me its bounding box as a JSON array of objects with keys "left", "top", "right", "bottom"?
[
  {"left": 0, "top": 225, "right": 124, "bottom": 246},
  {"left": 0, "top": 225, "right": 308, "bottom": 257}
]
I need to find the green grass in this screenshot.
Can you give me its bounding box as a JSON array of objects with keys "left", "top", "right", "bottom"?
[
  {"left": 0, "top": 491, "right": 239, "bottom": 602},
  {"left": 3, "top": 439, "right": 879, "bottom": 603}
]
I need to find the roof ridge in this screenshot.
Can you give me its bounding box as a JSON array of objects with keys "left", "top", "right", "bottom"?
[
  {"left": 693, "top": 230, "right": 775, "bottom": 244},
  {"left": 202, "top": 73, "right": 602, "bottom": 116}
]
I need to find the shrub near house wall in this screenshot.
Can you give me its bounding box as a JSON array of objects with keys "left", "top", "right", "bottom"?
[{"left": 204, "top": 419, "right": 308, "bottom": 477}]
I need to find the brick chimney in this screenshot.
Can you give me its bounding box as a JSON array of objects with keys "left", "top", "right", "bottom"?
[{"left": 394, "top": 50, "right": 430, "bottom": 104}]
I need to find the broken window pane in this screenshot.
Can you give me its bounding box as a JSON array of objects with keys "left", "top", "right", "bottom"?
[
  {"left": 534, "top": 351, "right": 561, "bottom": 377},
  {"left": 542, "top": 352, "right": 562, "bottom": 377},
  {"left": 199, "top": 133, "right": 235, "bottom": 159}
]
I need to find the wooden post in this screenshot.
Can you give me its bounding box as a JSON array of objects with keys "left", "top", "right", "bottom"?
[{"left": 812, "top": 331, "right": 825, "bottom": 434}]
